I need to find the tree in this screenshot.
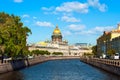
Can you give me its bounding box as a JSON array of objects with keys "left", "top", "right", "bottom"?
[
  {"left": 31, "top": 50, "right": 51, "bottom": 56},
  {"left": 31, "top": 50, "right": 40, "bottom": 56},
  {"left": 0, "top": 12, "right": 31, "bottom": 61},
  {"left": 52, "top": 52, "right": 63, "bottom": 56},
  {"left": 107, "top": 49, "right": 116, "bottom": 56},
  {"left": 92, "top": 45, "right": 97, "bottom": 56},
  {"left": 43, "top": 51, "right": 51, "bottom": 55}
]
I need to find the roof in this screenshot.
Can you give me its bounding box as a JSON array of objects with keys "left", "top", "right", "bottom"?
[{"left": 53, "top": 25, "right": 61, "bottom": 35}]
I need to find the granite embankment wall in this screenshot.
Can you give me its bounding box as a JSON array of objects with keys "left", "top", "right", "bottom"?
[
  {"left": 80, "top": 57, "right": 120, "bottom": 75},
  {"left": 0, "top": 56, "right": 80, "bottom": 74}
]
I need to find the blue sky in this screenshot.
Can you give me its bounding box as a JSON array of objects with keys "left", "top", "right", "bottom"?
[{"left": 0, "top": 0, "right": 120, "bottom": 45}]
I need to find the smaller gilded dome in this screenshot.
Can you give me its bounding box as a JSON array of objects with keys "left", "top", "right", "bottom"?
[
  {"left": 53, "top": 26, "right": 61, "bottom": 35},
  {"left": 37, "top": 41, "right": 47, "bottom": 46}
]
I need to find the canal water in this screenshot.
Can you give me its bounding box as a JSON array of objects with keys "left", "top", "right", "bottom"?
[{"left": 0, "top": 59, "right": 120, "bottom": 80}]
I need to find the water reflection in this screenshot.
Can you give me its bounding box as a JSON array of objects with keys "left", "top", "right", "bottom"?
[
  {"left": 0, "top": 71, "right": 23, "bottom": 80},
  {"left": 0, "top": 59, "right": 120, "bottom": 80}
]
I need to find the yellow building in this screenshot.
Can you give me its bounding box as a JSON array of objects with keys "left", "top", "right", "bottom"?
[{"left": 97, "top": 24, "right": 120, "bottom": 56}]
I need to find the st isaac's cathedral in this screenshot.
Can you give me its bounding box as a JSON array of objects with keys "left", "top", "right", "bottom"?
[
  {"left": 29, "top": 25, "right": 92, "bottom": 56},
  {"left": 34, "top": 25, "right": 68, "bottom": 48},
  {"left": 52, "top": 25, "right": 62, "bottom": 42},
  {"left": 51, "top": 25, "right": 68, "bottom": 45},
  {"left": 29, "top": 25, "right": 70, "bottom": 55}
]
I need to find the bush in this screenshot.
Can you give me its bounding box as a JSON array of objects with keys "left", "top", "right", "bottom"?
[
  {"left": 52, "top": 52, "right": 63, "bottom": 56},
  {"left": 31, "top": 50, "right": 51, "bottom": 56}
]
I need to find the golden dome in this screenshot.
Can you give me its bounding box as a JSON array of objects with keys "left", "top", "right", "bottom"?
[
  {"left": 37, "top": 41, "right": 47, "bottom": 46},
  {"left": 53, "top": 26, "right": 61, "bottom": 34}
]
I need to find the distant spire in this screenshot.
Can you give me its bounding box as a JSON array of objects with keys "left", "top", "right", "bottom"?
[
  {"left": 118, "top": 23, "right": 120, "bottom": 30},
  {"left": 56, "top": 24, "right": 58, "bottom": 28}
]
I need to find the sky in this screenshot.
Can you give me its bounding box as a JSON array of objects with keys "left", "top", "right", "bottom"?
[{"left": 0, "top": 0, "right": 120, "bottom": 45}]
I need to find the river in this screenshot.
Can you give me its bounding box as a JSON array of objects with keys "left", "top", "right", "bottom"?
[{"left": 0, "top": 59, "right": 120, "bottom": 80}]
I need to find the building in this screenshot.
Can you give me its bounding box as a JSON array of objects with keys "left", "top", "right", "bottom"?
[
  {"left": 75, "top": 43, "right": 92, "bottom": 49},
  {"left": 51, "top": 25, "right": 68, "bottom": 45},
  {"left": 111, "top": 36, "right": 120, "bottom": 53},
  {"left": 52, "top": 25, "right": 62, "bottom": 43},
  {"left": 29, "top": 25, "right": 69, "bottom": 56},
  {"left": 29, "top": 25, "right": 92, "bottom": 56},
  {"left": 97, "top": 24, "right": 120, "bottom": 57}
]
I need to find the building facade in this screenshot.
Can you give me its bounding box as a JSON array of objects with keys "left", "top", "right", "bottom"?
[
  {"left": 29, "top": 25, "right": 92, "bottom": 56},
  {"left": 97, "top": 24, "right": 120, "bottom": 56},
  {"left": 111, "top": 36, "right": 120, "bottom": 53}
]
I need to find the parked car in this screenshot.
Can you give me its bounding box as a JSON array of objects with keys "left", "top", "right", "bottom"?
[
  {"left": 114, "top": 53, "right": 119, "bottom": 59},
  {"left": 28, "top": 55, "right": 34, "bottom": 59},
  {"left": 111, "top": 53, "right": 119, "bottom": 59}
]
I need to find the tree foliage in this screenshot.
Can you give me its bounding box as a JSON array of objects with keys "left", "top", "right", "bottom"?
[
  {"left": 31, "top": 50, "right": 51, "bottom": 56},
  {"left": 0, "top": 12, "right": 31, "bottom": 60},
  {"left": 92, "top": 45, "right": 97, "bottom": 56},
  {"left": 52, "top": 52, "right": 63, "bottom": 56},
  {"left": 107, "top": 49, "right": 116, "bottom": 56}
]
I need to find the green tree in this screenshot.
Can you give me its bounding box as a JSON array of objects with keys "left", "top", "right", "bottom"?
[
  {"left": 0, "top": 12, "right": 31, "bottom": 61},
  {"left": 107, "top": 49, "right": 116, "bottom": 56},
  {"left": 31, "top": 50, "right": 40, "bottom": 56},
  {"left": 31, "top": 50, "right": 51, "bottom": 56},
  {"left": 43, "top": 51, "right": 51, "bottom": 55},
  {"left": 52, "top": 52, "right": 63, "bottom": 56},
  {"left": 92, "top": 45, "right": 97, "bottom": 56}
]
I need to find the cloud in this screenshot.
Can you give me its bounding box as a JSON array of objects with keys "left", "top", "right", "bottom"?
[
  {"left": 66, "top": 25, "right": 114, "bottom": 36},
  {"left": 68, "top": 24, "right": 85, "bottom": 31},
  {"left": 63, "top": 25, "right": 114, "bottom": 37},
  {"left": 14, "top": 0, "right": 23, "bottom": 3},
  {"left": 61, "top": 15, "right": 80, "bottom": 22},
  {"left": 35, "top": 21, "right": 54, "bottom": 27},
  {"left": 56, "top": 1, "right": 88, "bottom": 13},
  {"left": 42, "top": 1, "right": 107, "bottom": 15},
  {"left": 24, "top": 20, "right": 29, "bottom": 23},
  {"left": 33, "top": 16, "right": 37, "bottom": 19},
  {"left": 63, "top": 31, "right": 72, "bottom": 36},
  {"left": 41, "top": 7, "right": 54, "bottom": 11},
  {"left": 22, "top": 14, "right": 30, "bottom": 18},
  {"left": 88, "top": 0, "right": 107, "bottom": 12},
  {"left": 76, "top": 26, "right": 114, "bottom": 35},
  {"left": 41, "top": 7, "right": 59, "bottom": 15},
  {"left": 75, "top": 31, "right": 92, "bottom": 35},
  {"left": 93, "top": 26, "right": 114, "bottom": 32}
]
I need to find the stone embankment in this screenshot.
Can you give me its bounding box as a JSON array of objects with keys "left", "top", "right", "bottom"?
[
  {"left": 80, "top": 57, "right": 120, "bottom": 75},
  {"left": 0, "top": 56, "right": 80, "bottom": 74}
]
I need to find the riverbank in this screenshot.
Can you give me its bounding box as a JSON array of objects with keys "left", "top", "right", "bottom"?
[
  {"left": 80, "top": 57, "right": 120, "bottom": 76},
  {"left": 1, "top": 59, "right": 119, "bottom": 80},
  {"left": 0, "top": 56, "right": 80, "bottom": 74}
]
